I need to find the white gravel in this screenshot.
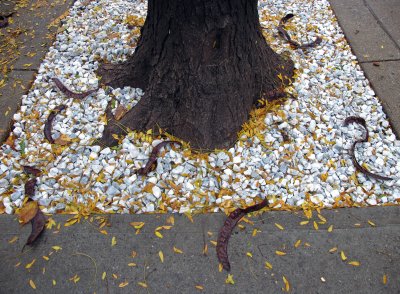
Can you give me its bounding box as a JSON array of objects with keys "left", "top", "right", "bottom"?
[{"left": 1, "top": 0, "right": 400, "bottom": 215}]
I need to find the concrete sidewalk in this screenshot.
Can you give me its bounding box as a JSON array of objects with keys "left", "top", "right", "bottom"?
[
  {"left": 1, "top": 0, "right": 400, "bottom": 293},
  {"left": 1, "top": 207, "right": 399, "bottom": 293}
]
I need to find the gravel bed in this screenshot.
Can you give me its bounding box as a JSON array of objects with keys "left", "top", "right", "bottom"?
[{"left": 1, "top": 0, "right": 399, "bottom": 215}]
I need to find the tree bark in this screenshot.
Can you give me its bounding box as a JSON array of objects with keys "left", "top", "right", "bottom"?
[{"left": 97, "top": 0, "right": 294, "bottom": 150}]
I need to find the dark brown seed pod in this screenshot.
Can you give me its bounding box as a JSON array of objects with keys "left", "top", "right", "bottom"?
[
  {"left": 23, "top": 166, "right": 42, "bottom": 177},
  {"left": 24, "top": 178, "right": 37, "bottom": 198},
  {"left": 25, "top": 208, "right": 46, "bottom": 246},
  {"left": 278, "top": 14, "right": 322, "bottom": 50},
  {"left": 52, "top": 77, "right": 98, "bottom": 99},
  {"left": 344, "top": 116, "right": 392, "bottom": 181},
  {"left": 343, "top": 116, "right": 369, "bottom": 142},
  {"left": 136, "top": 141, "right": 182, "bottom": 175},
  {"left": 216, "top": 199, "right": 269, "bottom": 271},
  {"left": 44, "top": 104, "right": 67, "bottom": 144}
]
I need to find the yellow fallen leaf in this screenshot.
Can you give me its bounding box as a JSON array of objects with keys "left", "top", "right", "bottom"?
[
  {"left": 52, "top": 246, "right": 62, "bottom": 252},
  {"left": 348, "top": 261, "right": 360, "bottom": 266},
  {"left": 15, "top": 262, "right": 21, "bottom": 267},
  {"left": 276, "top": 251, "right": 287, "bottom": 256},
  {"left": 52, "top": 280, "right": 56, "bottom": 286},
  {"left": 46, "top": 218, "right": 56, "bottom": 229},
  {"left": 184, "top": 212, "right": 194, "bottom": 223},
  {"left": 304, "top": 242, "right": 311, "bottom": 247},
  {"left": 111, "top": 237, "right": 117, "bottom": 246},
  {"left": 138, "top": 282, "right": 148, "bottom": 288},
  {"left": 283, "top": 276, "right": 290, "bottom": 292},
  {"left": 317, "top": 214, "right": 327, "bottom": 222},
  {"left": 8, "top": 236, "right": 18, "bottom": 244},
  {"left": 218, "top": 263, "right": 223, "bottom": 272},
  {"left": 42, "top": 267, "right": 46, "bottom": 274},
  {"left": 155, "top": 231, "right": 163, "bottom": 238},
  {"left": 29, "top": 279, "right": 36, "bottom": 289},
  {"left": 195, "top": 285, "right": 204, "bottom": 290},
  {"left": 159, "top": 251, "right": 164, "bottom": 263},
  {"left": 328, "top": 225, "right": 333, "bottom": 232},
  {"left": 42, "top": 256, "right": 49, "bottom": 261},
  {"left": 102, "top": 272, "right": 106, "bottom": 280},
  {"left": 128, "top": 263, "right": 137, "bottom": 267},
  {"left": 166, "top": 216, "right": 175, "bottom": 225},
  {"left": 203, "top": 243, "right": 208, "bottom": 255},
  {"left": 340, "top": 251, "right": 347, "bottom": 261},
  {"left": 100, "top": 230, "right": 108, "bottom": 235},
  {"left": 294, "top": 240, "right": 302, "bottom": 248},
  {"left": 64, "top": 217, "right": 78, "bottom": 227},
  {"left": 131, "top": 250, "right": 137, "bottom": 258},
  {"left": 155, "top": 225, "right": 172, "bottom": 231},
  {"left": 225, "top": 274, "right": 235, "bottom": 285},
  {"left": 313, "top": 221, "right": 319, "bottom": 230},
  {"left": 300, "top": 220, "right": 309, "bottom": 225},
  {"left": 26, "top": 259, "right": 36, "bottom": 269},
  {"left": 119, "top": 281, "right": 129, "bottom": 288},
  {"left": 210, "top": 241, "right": 217, "bottom": 246},
  {"left": 265, "top": 261, "right": 273, "bottom": 270},
  {"left": 18, "top": 201, "right": 38, "bottom": 224},
  {"left": 252, "top": 229, "right": 259, "bottom": 237},
  {"left": 246, "top": 252, "right": 253, "bottom": 258},
  {"left": 368, "top": 220, "right": 376, "bottom": 227},
  {"left": 275, "top": 223, "right": 284, "bottom": 230},
  {"left": 70, "top": 274, "right": 80, "bottom": 283},
  {"left": 112, "top": 274, "right": 118, "bottom": 279},
  {"left": 173, "top": 246, "right": 183, "bottom": 254},
  {"left": 383, "top": 274, "right": 387, "bottom": 285},
  {"left": 329, "top": 247, "right": 337, "bottom": 253},
  {"left": 130, "top": 222, "right": 144, "bottom": 229}
]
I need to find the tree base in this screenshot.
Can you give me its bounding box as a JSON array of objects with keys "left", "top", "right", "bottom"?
[{"left": 96, "top": 0, "right": 294, "bottom": 150}]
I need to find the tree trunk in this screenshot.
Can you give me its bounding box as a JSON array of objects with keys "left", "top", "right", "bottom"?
[{"left": 97, "top": 0, "right": 293, "bottom": 150}]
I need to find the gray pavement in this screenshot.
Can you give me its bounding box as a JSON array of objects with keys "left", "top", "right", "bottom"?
[
  {"left": 1, "top": 0, "right": 400, "bottom": 293},
  {"left": 1, "top": 207, "right": 400, "bottom": 293}
]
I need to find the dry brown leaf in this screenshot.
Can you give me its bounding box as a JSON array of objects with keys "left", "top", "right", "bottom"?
[
  {"left": 114, "top": 105, "right": 128, "bottom": 121},
  {"left": 18, "top": 201, "right": 39, "bottom": 225}
]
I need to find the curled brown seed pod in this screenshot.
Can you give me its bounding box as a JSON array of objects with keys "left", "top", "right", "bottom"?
[
  {"left": 52, "top": 77, "right": 98, "bottom": 99},
  {"left": 216, "top": 199, "right": 269, "bottom": 271},
  {"left": 278, "top": 14, "right": 322, "bottom": 50},
  {"left": 25, "top": 208, "right": 46, "bottom": 246},
  {"left": 23, "top": 166, "right": 42, "bottom": 177},
  {"left": 344, "top": 116, "right": 392, "bottom": 181},
  {"left": 136, "top": 141, "right": 182, "bottom": 175},
  {"left": 24, "top": 178, "right": 37, "bottom": 198},
  {"left": 44, "top": 105, "right": 66, "bottom": 144}
]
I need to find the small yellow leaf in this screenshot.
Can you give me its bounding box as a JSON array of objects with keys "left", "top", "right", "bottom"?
[
  {"left": 328, "top": 225, "right": 333, "bottom": 232},
  {"left": 340, "top": 251, "right": 347, "bottom": 261},
  {"left": 138, "top": 282, "right": 148, "bottom": 288},
  {"left": 130, "top": 222, "right": 145, "bottom": 229},
  {"left": 313, "top": 221, "right": 319, "bottom": 230},
  {"left": 100, "top": 230, "right": 108, "bottom": 235},
  {"left": 275, "top": 223, "right": 284, "bottom": 230},
  {"left": 112, "top": 274, "right": 118, "bottom": 279},
  {"left": 276, "top": 251, "right": 287, "bottom": 256},
  {"left": 368, "top": 220, "right": 376, "bottom": 227},
  {"left": 64, "top": 218, "right": 78, "bottom": 227},
  {"left": 348, "top": 261, "right": 360, "bottom": 266},
  {"left": 294, "top": 240, "right": 302, "bottom": 248},
  {"left": 173, "top": 246, "right": 183, "bottom": 254},
  {"left": 52, "top": 246, "right": 62, "bottom": 252},
  {"left": 317, "top": 214, "right": 327, "bottom": 222},
  {"left": 8, "top": 236, "right": 18, "bottom": 244},
  {"left": 195, "top": 285, "right": 204, "bottom": 290},
  {"left": 52, "top": 280, "right": 56, "bottom": 286},
  {"left": 159, "top": 251, "right": 164, "bottom": 263},
  {"left": 26, "top": 259, "right": 36, "bottom": 269},
  {"left": 218, "top": 263, "right": 223, "bottom": 272},
  {"left": 225, "top": 274, "right": 235, "bottom": 285},
  {"left": 329, "top": 247, "right": 337, "bottom": 253},
  {"left": 102, "top": 272, "right": 106, "bottom": 280},
  {"left": 246, "top": 252, "right": 253, "bottom": 258},
  {"left": 29, "top": 279, "right": 36, "bottom": 289},
  {"left": 283, "top": 276, "right": 290, "bottom": 292},
  {"left": 252, "top": 229, "right": 259, "bottom": 237},
  {"left": 155, "top": 231, "right": 163, "bottom": 238},
  {"left": 42, "top": 256, "right": 49, "bottom": 261},
  {"left": 166, "top": 216, "right": 175, "bottom": 225},
  {"left": 111, "top": 237, "right": 117, "bottom": 246},
  {"left": 131, "top": 250, "right": 137, "bottom": 258},
  {"left": 184, "top": 212, "right": 194, "bottom": 223},
  {"left": 210, "top": 240, "right": 217, "bottom": 246},
  {"left": 15, "top": 262, "right": 21, "bottom": 267},
  {"left": 383, "top": 274, "right": 387, "bottom": 285},
  {"left": 203, "top": 244, "right": 208, "bottom": 255},
  {"left": 128, "top": 263, "right": 137, "bottom": 267},
  {"left": 265, "top": 261, "right": 273, "bottom": 270},
  {"left": 119, "top": 281, "right": 129, "bottom": 288},
  {"left": 300, "top": 220, "right": 309, "bottom": 225}
]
